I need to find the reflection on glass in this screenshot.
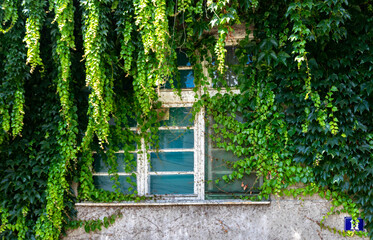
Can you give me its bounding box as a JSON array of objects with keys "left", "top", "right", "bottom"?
[
  {"left": 206, "top": 150, "right": 238, "bottom": 172},
  {"left": 159, "top": 107, "right": 193, "bottom": 127},
  {"left": 212, "top": 46, "right": 244, "bottom": 87},
  {"left": 164, "top": 70, "right": 195, "bottom": 89},
  {"left": 207, "top": 172, "right": 260, "bottom": 194},
  {"left": 93, "top": 153, "right": 137, "bottom": 173},
  {"left": 154, "top": 129, "right": 194, "bottom": 149},
  {"left": 177, "top": 50, "right": 191, "bottom": 66},
  {"left": 150, "top": 152, "right": 194, "bottom": 172},
  {"left": 93, "top": 176, "right": 136, "bottom": 194},
  {"left": 225, "top": 46, "right": 239, "bottom": 65},
  {"left": 150, "top": 175, "right": 194, "bottom": 194}
]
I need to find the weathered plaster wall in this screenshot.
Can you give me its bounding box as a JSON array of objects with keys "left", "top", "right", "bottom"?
[{"left": 64, "top": 195, "right": 368, "bottom": 240}]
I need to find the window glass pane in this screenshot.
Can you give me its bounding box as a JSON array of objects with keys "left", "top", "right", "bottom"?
[
  {"left": 93, "top": 176, "right": 136, "bottom": 194},
  {"left": 150, "top": 152, "right": 194, "bottom": 172},
  {"left": 212, "top": 46, "right": 242, "bottom": 87},
  {"left": 225, "top": 46, "right": 239, "bottom": 65},
  {"left": 154, "top": 129, "right": 194, "bottom": 149},
  {"left": 150, "top": 175, "right": 194, "bottom": 194},
  {"left": 164, "top": 70, "right": 194, "bottom": 89},
  {"left": 93, "top": 153, "right": 137, "bottom": 173},
  {"left": 224, "top": 69, "right": 239, "bottom": 87},
  {"left": 206, "top": 172, "right": 260, "bottom": 194},
  {"left": 179, "top": 70, "right": 194, "bottom": 88},
  {"left": 205, "top": 127, "right": 262, "bottom": 198},
  {"left": 177, "top": 51, "right": 191, "bottom": 66},
  {"left": 159, "top": 107, "right": 193, "bottom": 127},
  {"left": 206, "top": 149, "right": 238, "bottom": 172}
]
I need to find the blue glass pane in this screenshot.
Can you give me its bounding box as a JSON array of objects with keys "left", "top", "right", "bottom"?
[
  {"left": 154, "top": 129, "right": 194, "bottom": 149},
  {"left": 180, "top": 70, "right": 194, "bottom": 88},
  {"left": 93, "top": 153, "right": 137, "bottom": 173},
  {"left": 177, "top": 50, "right": 191, "bottom": 66},
  {"left": 159, "top": 107, "right": 193, "bottom": 127},
  {"left": 93, "top": 176, "right": 136, "bottom": 194},
  {"left": 150, "top": 152, "right": 194, "bottom": 171},
  {"left": 164, "top": 70, "right": 194, "bottom": 89},
  {"left": 150, "top": 175, "right": 194, "bottom": 194}
]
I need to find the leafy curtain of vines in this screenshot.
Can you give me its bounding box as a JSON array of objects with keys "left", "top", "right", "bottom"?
[
  {"left": 0, "top": 17, "right": 27, "bottom": 141},
  {"left": 0, "top": 0, "right": 372, "bottom": 239},
  {"left": 34, "top": 0, "right": 79, "bottom": 239},
  {"left": 23, "top": 0, "right": 46, "bottom": 73}
]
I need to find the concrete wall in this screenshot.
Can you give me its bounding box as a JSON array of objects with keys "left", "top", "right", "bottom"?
[{"left": 64, "top": 195, "right": 368, "bottom": 240}]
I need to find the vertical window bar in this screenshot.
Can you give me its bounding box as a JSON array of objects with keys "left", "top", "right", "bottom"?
[
  {"left": 195, "top": 108, "right": 205, "bottom": 199},
  {"left": 137, "top": 136, "right": 147, "bottom": 195}
]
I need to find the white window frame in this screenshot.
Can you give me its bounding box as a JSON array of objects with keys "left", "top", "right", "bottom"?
[{"left": 89, "top": 24, "right": 266, "bottom": 203}]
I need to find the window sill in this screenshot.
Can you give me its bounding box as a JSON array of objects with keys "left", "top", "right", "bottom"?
[{"left": 76, "top": 199, "right": 270, "bottom": 207}]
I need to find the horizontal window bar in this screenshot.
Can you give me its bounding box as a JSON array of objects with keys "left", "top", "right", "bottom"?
[
  {"left": 92, "top": 150, "right": 137, "bottom": 154},
  {"left": 161, "top": 103, "right": 194, "bottom": 108},
  {"left": 148, "top": 149, "right": 194, "bottom": 153},
  {"left": 209, "top": 170, "right": 233, "bottom": 175},
  {"left": 178, "top": 66, "right": 193, "bottom": 70},
  {"left": 92, "top": 172, "right": 135, "bottom": 176},
  {"left": 148, "top": 171, "right": 194, "bottom": 175},
  {"left": 112, "top": 150, "right": 137, "bottom": 154},
  {"left": 158, "top": 126, "right": 194, "bottom": 130}
]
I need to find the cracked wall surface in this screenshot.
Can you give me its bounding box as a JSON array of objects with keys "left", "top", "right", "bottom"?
[{"left": 64, "top": 195, "right": 368, "bottom": 240}]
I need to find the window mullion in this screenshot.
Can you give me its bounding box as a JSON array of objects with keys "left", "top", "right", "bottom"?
[
  {"left": 194, "top": 107, "right": 205, "bottom": 200},
  {"left": 137, "top": 137, "right": 148, "bottom": 196}
]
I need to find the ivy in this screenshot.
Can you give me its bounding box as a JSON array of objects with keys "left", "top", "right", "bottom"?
[
  {"left": 0, "top": 18, "right": 28, "bottom": 138},
  {"left": 66, "top": 211, "right": 123, "bottom": 233},
  {"left": 23, "top": 0, "right": 46, "bottom": 73},
  {"left": 0, "top": 206, "right": 29, "bottom": 239},
  {"left": 0, "top": 0, "right": 372, "bottom": 239},
  {"left": 116, "top": 0, "right": 135, "bottom": 73},
  {"left": 0, "top": 0, "right": 19, "bottom": 34},
  {"left": 81, "top": 0, "right": 113, "bottom": 147}
]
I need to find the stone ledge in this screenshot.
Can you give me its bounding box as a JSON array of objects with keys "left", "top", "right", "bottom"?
[{"left": 76, "top": 199, "right": 271, "bottom": 207}]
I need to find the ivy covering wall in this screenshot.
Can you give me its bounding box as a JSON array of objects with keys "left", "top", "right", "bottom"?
[{"left": 0, "top": 0, "right": 372, "bottom": 239}]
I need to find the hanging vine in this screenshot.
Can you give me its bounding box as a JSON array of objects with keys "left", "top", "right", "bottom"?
[
  {"left": 117, "top": 0, "right": 135, "bottom": 73},
  {"left": 80, "top": 0, "right": 111, "bottom": 147},
  {"left": 23, "top": 0, "right": 46, "bottom": 73},
  {"left": 34, "top": 0, "right": 78, "bottom": 239},
  {"left": 0, "top": 0, "right": 372, "bottom": 239},
  {"left": 0, "top": 0, "right": 19, "bottom": 33},
  {"left": 0, "top": 17, "right": 27, "bottom": 139}
]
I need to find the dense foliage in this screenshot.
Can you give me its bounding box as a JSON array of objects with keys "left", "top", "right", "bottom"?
[{"left": 0, "top": 0, "right": 372, "bottom": 239}]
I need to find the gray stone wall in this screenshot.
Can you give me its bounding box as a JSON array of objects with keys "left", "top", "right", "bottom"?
[{"left": 64, "top": 195, "right": 368, "bottom": 240}]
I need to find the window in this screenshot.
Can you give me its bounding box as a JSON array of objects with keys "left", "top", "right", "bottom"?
[
  {"left": 92, "top": 30, "right": 262, "bottom": 201},
  {"left": 205, "top": 114, "right": 262, "bottom": 199}
]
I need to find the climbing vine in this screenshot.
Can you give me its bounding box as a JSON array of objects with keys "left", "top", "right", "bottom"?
[
  {"left": 0, "top": 0, "right": 372, "bottom": 239},
  {"left": 23, "top": 0, "right": 46, "bottom": 73},
  {"left": 0, "top": 17, "right": 27, "bottom": 140},
  {"left": 0, "top": 0, "right": 19, "bottom": 34},
  {"left": 34, "top": 0, "right": 79, "bottom": 239}
]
